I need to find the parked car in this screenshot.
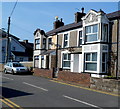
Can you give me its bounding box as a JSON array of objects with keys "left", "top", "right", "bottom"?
[{"left": 4, "top": 62, "right": 29, "bottom": 74}]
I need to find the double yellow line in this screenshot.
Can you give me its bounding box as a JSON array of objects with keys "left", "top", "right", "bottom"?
[{"left": 0, "top": 96, "right": 23, "bottom": 109}]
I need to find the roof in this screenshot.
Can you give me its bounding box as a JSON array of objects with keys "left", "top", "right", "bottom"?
[
  {"left": 0, "top": 29, "right": 20, "bottom": 40},
  {"left": 107, "top": 10, "right": 120, "bottom": 20},
  {"left": 46, "top": 21, "right": 82, "bottom": 36},
  {"left": 12, "top": 51, "right": 29, "bottom": 57},
  {"left": 46, "top": 10, "right": 120, "bottom": 36},
  {"left": 40, "top": 50, "right": 56, "bottom": 55}
]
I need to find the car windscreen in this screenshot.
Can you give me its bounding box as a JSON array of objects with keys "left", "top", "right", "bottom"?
[{"left": 13, "top": 63, "right": 24, "bottom": 67}]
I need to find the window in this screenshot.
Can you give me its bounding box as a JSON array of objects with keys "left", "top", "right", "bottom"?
[
  {"left": 12, "top": 47, "right": 16, "bottom": 51},
  {"left": 103, "top": 24, "right": 108, "bottom": 42},
  {"left": 63, "top": 34, "right": 69, "bottom": 48},
  {"left": 2, "top": 46, "right": 5, "bottom": 52},
  {"left": 43, "top": 38, "right": 46, "bottom": 49},
  {"left": 20, "top": 58, "right": 23, "bottom": 62},
  {"left": 85, "top": 53, "right": 97, "bottom": 71},
  {"left": 85, "top": 24, "right": 98, "bottom": 42},
  {"left": 48, "top": 38, "right": 52, "bottom": 49},
  {"left": 62, "top": 53, "right": 71, "bottom": 69},
  {"left": 78, "top": 31, "right": 82, "bottom": 46},
  {"left": 35, "top": 38, "right": 40, "bottom": 50},
  {"left": 102, "top": 53, "right": 107, "bottom": 72}
]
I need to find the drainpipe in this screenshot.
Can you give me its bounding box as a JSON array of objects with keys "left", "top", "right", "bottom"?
[
  {"left": 55, "top": 34, "right": 58, "bottom": 75},
  {"left": 116, "top": 19, "right": 119, "bottom": 79}
]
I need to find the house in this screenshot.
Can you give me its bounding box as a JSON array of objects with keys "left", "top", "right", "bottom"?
[
  {"left": 33, "top": 9, "right": 120, "bottom": 77},
  {"left": 0, "top": 29, "right": 33, "bottom": 63}
]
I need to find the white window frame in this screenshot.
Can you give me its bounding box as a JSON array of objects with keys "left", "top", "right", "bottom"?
[
  {"left": 35, "top": 38, "right": 40, "bottom": 50},
  {"left": 78, "top": 30, "right": 83, "bottom": 46},
  {"left": 62, "top": 53, "right": 71, "bottom": 69},
  {"left": 84, "top": 52, "right": 97, "bottom": 72},
  {"left": 85, "top": 24, "right": 98, "bottom": 43},
  {"left": 102, "top": 52, "right": 107, "bottom": 73},
  {"left": 63, "top": 32, "right": 69, "bottom": 48}
]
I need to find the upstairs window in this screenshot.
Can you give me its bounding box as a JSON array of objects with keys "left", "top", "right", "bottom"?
[
  {"left": 85, "top": 24, "right": 98, "bottom": 42},
  {"left": 48, "top": 38, "right": 52, "bottom": 49},
  {"left": 63, "top": 33, "right": 69, "bottom": 48},
  {"left": 78, "top": 31, "right": 82, "bottom": 46},
  {"left": 35, "top": 38, "right": 40, "bottom": 50},
  {"left": 103, "top": 24, "right": 108, "bottom": 42},
  {"left": 43, "top": 38, "right": 46, "bottom": 49},
  {"left": 62, "top": 53, "right": 71, "bottom": 69},
  {"left": 85, "top": 53, "right": 97, "bottom": 71}
]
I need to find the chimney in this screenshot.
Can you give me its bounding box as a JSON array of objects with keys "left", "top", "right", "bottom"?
[
  {"left": 75, "top": 7, "right": 86, "bottom": 23},
  {"left": 23, "top": 40, "right": 28, "bottom": 43},
  {"left": 53, "top": 16, "right": 64, "bottom": 29}
]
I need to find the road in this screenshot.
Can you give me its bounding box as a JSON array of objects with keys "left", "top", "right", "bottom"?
[{"left": 0, "top": 72, "right": 119, "bottom": 109}]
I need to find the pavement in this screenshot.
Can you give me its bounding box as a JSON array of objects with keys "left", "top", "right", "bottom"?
[{"left": 0, "top": 72, "right": 120, "bottom": 108}]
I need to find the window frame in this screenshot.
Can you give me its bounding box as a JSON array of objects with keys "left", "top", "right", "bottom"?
[
  {"left": 62, "top": 53, "right": 71, "bottom": 69},
  {"left": 63, "top": 33, "right": 69, "bottom": 48},
  {"left": 78, "top": 31, "right": 83, "bottom": 46},
  {"left": 102, "top": 52, "right": 107, "bottom": 73},
  {"left": 84, "top": 52, "right": 97, "bottom": 72},
  {"left": 35, "top": 38, "right": 40, "bottom": 50},
  {"left": 85, "top": 24, "right": 98, "bottom": 43}
]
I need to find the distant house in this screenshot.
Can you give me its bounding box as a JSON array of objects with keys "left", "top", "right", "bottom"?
[
  {"left": 0, "top": 29, "right": 33, "bottom": 63},
  {"left": 33, "top": 9, "right": 120, "bottom": 77}
]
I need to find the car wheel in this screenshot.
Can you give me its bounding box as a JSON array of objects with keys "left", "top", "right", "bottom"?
[
  {"left": 4, "top": 69, "right": 7, "bottom": 74},
  {"left": 12, "top": 70, "right": 15, "bottom": 75}
]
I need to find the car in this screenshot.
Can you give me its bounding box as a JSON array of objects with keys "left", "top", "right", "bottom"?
[{"left": 4, "top": 62, "right": 29, "bottom": 74}]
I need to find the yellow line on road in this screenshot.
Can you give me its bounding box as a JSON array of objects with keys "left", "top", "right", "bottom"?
[
  {"left": 0, "top": 96, "right": 24, "bottom": 109},
  {"left": 50, "top": 80, "right": 120, "bottom": 97},
  {"left": 0, "top": 99, "right": 16, "bottom": 109}
]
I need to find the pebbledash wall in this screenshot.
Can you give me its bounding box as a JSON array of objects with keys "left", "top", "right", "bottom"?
[{"left": 33, "top": 68, "right": 119, "bottom": 94}]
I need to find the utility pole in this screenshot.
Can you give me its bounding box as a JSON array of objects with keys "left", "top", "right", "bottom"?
[{"left": 5, "top": 17, "right": 11, "bottom": 63}]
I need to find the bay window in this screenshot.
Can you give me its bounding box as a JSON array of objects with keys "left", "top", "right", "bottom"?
[
  {"left": 62, "top": 53, "right": 71, "bottom": 69},
  {"left": 85, "top": 53, "right": 97, "bottom": 71},
  {"left": 102, "top": 53, "right": 107, "bottom": 72},
  {"left": 85, "top": 24, "right": 98, "bottom": 42},
  {"left": 35, "top": 38, "right": 40, "bottom": 50}
]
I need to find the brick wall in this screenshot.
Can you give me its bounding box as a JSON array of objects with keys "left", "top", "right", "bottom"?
[
  {"left": 58, "top": 71, "right": 90, "bottom": 87},
  {"left": 33, "top": 68, "right": 53, "bottom": 79}
]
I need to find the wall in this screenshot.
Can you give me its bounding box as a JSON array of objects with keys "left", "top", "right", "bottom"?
[
  {"left": 0, "top": 64, "right": 4, "bottom": 71},
  {"left": 90, "top": 78, "right": 119, "bottom": 94},
  {"left": 58, "top": 71, "right": 90, "bottom": 87},
  {"left": 33, "top": 68, "right": 53, "bottom": 79}
]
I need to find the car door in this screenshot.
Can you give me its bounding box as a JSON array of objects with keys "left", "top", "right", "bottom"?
[
  {"left": 5, "top": 63, "right": 10, "bottom": 72},
  {"left": 9, "top": 63, "right": 13, "bottom": 73}
]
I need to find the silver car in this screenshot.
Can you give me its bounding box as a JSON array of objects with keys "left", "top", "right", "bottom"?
[{"left": 4, "top": 62, "right": 29, "bottom": 74}]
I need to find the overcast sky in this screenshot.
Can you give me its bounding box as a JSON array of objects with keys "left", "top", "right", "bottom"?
[{"left": 2, "top": 2, "right": 119, "bottom": 43}]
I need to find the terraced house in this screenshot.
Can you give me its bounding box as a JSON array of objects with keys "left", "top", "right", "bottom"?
[{"left": 33, "top": 9, "right": 120, "bottom": 78}]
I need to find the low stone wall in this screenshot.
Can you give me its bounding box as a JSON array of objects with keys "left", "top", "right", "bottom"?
[
  {"left": 33, "top": 68, "right": 53, "bottom": 79},
  {"left": 90, "top": 78, "right": 120, "bottom": 94},
  {"left": 58, "top": 71, "right": 90, "bottom": 87}
]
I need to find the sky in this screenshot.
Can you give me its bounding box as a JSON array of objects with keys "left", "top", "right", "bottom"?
[{"left": 2, "top": 2, "right": 119, "bottom": 43}]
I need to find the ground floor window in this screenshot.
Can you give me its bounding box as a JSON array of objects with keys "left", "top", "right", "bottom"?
[
  {"left": 34, "top": 56, "right": 39, "bottom": 68},
  {"left": 85, "top": 52, "right": 97, "bottom": 71},
  {"left": 102, "top": 53, "right": 107, "bottom": 72},
  {"left": 62, "top": 53, "right": 71, "bottom": 69}
]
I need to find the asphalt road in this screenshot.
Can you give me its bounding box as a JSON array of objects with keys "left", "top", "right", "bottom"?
[{"left": 0, "top": 72, "right": 119, "bottom": 109}]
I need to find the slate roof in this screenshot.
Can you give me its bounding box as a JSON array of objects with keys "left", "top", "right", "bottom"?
[
  {"left": 0, "top": 29, "right": 20, "bottom": 40},
  {"left": 12, "top": 51, "right": 29, "bottom": 57},
  {"left": 46, "top": 10, "right": 120, "bottom": 36}
]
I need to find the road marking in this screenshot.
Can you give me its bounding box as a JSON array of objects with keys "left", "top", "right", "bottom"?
[
  {"left": 0, "top": 96, "right": 24, "bottom": 109},
  {"left": 63, "top": 95, "right": 102, "bottom": 109},
  {"left": 0, "top": 99, "right": 16, "bottom": 109},
  {"left": 23, "top": 82, "right": 48, "bottom": 91},
  {"left": 50, "top": 80, "right": 120, "bottom": 97},
  {"left": 1, "top": 76, "right": 14, "bottom": 80}
]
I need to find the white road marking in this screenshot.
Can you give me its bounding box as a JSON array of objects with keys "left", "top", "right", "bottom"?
[
  {"left": 23, "top": 82, "right": 48, "bottom": 91},
  {"left": 1, "top": 76, "right": 14, "bottom": 80},
  {"left": 63, "top": 95, "right": 103, "bottom": 109}
]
